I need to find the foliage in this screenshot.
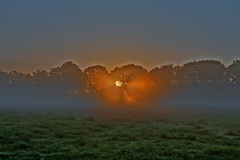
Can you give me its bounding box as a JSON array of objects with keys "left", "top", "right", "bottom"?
[{"left": 0, "top": 60, "right": 240, "bottom": 102}]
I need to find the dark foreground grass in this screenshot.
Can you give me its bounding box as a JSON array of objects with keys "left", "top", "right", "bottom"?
[{"left": 0, "top": 109, "right": 240, "bottom": 160}]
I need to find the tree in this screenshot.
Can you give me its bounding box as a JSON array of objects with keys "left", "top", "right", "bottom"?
[
  {"left": 226, "top": 60, "right": 240, "bottom": 85},
  {"left": 149, "top": 64, "right": 177, "bottom": 87},
  {"left": 49, "top": 61, "right": 85, "bottom": 94},
  {"left": 0, "top": 70, "right": 9, "bottom": 86},
  {"left": 8, "top": 70, "right": 27, "bottom": 85},
  {"left": 32, "top": 69, "right": 49, "bottom": 84},
  {"left": 110, "top": 64, "right": 148, "bottom": 83},
  {"left": 176, "top": 60, "right": 226, "bottom": 84},
  {"left": 83, "top": 65, "right": 109, "bottom": 96},
  {"left": 109, "top": 64, "right": 151, "bottom": 103}
]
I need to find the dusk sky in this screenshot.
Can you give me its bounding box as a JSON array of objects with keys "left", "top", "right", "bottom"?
[{"left": 0, "top": 0, "right": 240, "bottom": 72}]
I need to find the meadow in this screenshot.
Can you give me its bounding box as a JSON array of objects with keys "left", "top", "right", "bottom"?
[{"left": 0, "top": 107, "right": 240, "bottom": 160}]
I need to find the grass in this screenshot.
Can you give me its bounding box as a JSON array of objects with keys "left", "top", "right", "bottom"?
[{"left": 0, "top": 109, "right": 240, "bottom": 160}]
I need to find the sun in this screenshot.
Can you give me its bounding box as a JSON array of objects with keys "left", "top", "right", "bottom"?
[{"left": 115, "top": 80, "right": 122, "bottom": 87}]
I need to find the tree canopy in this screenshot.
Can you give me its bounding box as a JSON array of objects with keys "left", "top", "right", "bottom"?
[{"left": 0, "top": 60, "right": 239, "bottom": 103}]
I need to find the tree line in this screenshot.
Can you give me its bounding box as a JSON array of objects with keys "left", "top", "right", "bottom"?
[{"left": 0, "top": 60, "right": 239, "bottom": 100}]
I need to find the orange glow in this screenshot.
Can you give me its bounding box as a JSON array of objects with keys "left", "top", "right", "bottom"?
[
  {"left": 85, "top": 65, "right": 159, "bottom": 106},
  {"left": 98, "top": 76, "right": 154, "bottom": 105}
]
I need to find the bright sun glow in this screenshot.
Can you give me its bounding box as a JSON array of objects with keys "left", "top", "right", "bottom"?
[{"left": 115, "top": 81, "right": 122, "bottom": 87}]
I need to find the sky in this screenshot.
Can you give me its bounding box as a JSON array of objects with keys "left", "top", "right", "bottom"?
[{"left": 0, "top": 0, "right": 240, "bottom": 72}]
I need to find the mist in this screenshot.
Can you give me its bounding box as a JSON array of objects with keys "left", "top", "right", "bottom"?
[{"left": 0, "top": 60, "right": 239, "bottom": 111}]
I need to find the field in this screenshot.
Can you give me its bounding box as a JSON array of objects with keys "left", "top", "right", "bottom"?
[{"left": 0, "top": 107, "right": 240, "bottom": 160}]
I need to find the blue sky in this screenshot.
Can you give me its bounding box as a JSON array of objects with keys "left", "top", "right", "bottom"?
[{"left": 0, "top": 0, "right": 240, "bottom": 72}]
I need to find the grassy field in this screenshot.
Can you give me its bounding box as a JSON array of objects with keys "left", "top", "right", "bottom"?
[{"left": 0, "top": 108, "right": 240, "bottom": 160}]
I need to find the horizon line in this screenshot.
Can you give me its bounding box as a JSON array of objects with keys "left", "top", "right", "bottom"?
[{"left": 0, "top": 59, "right": 239, "bottom": 74}]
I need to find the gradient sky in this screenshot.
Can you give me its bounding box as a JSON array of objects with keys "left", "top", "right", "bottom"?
[{"left": 0, "top": 0, "right": 240, "bottom": 72}]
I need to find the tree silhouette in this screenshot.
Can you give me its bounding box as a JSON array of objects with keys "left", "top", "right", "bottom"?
[
  {"left": 0, "top": 60, "right": 240, "bottom": 105},
  {"left": 49, "top": 61, "right": 84, "bottom": 94},
  {"left": 8, "top": 71, "right": 29, "bottom": 86},
  {"left": 32, "top": 69, "right": 49, "bottom": 84},
  {"left": 176, "top": 60, "right": 226, "bottom": 84},
  {"left": 109, "top": 64, "right": 151, "bottom": 103},
  {"left": 227, "top": 60, "right": 240, "bottom": 85},
  {"left": 110, "top": 64, "right": 148, "bottom": 83},
  {"left": 149, "top": 64, "right": 178, "bottom": 87},
  {"left": 83, "top": 65, "right": 109, "bottom": 96},
  {"left": 0, "top": 70, "right": 9, "bottom": 86}
]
